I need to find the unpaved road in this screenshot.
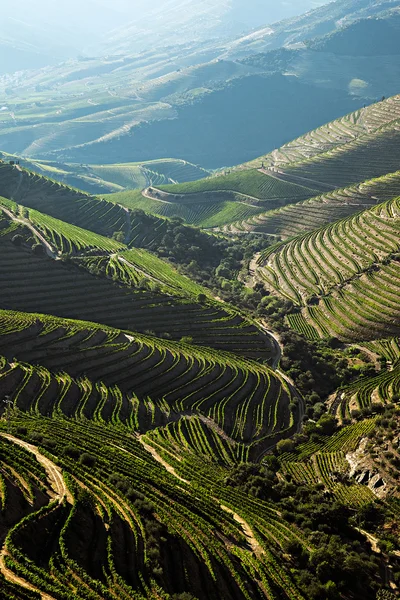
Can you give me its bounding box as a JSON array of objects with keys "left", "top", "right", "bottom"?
[
  {"left": 137, "top": 435, "right": 189, "bottom": 484},
  {"left": 0, "top": 433, "right": 72, "bottom": 599},
  {"left": 0, "top": 549, "right": 55, "bottom": 600},
  {"left": 137, "top": 435, "right": 263, "bottom": 556},
  {"left": 0, "top": 434, "right": 72, "bottom": 503},
  {"left": 0, "top": 204, "right": 58, "bottom": 259}
]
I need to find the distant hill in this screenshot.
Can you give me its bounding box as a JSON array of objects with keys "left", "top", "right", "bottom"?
[
  {"left": 0, "top": 154, "right": 210, "bottom": 194},
  {"left": 1, "top": 0, "right": 399, "bottom": 169}
]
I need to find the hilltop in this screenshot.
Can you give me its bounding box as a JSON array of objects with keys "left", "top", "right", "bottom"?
[{"left": 0, "top": 153, "right": 210, "bottom": 194}]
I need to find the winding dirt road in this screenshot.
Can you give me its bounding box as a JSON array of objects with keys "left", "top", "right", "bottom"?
[
  {"left": 0, "top": 434, "right": 72, "bottom": 599},
  {"left": 0, "top": 433, "right": 72, "bottom": 503},
  {"left": 137, "top": 435, "right": 264, "bottom": 556},
  {"left": 0, "top": 204, "right": 58, "bottom": 259}
]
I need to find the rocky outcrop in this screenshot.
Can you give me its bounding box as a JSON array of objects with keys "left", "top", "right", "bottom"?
[{"left": 346, "top": 438, "right": 388, "bottom": 499}]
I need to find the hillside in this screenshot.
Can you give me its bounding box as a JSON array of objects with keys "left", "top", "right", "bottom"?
[
  {"left": 129, "top": 93, "right": 400, "bottom": 230},
  {"left": 1, "top": 6, "right": 400, "bottom": 596},
  {"left": 0, "top": 154, "right": 211, "bottom": 195},
  {"left": 0, "top": 212, "right": 273, "bottom": 359},
  {"left": 243, "top": 94, "right": 400, "bottom": 194},
  {"left": 3, "top": 1, "right": 400, "bottom": 168},
  {"left": 220, "top": 168, "right": 400, "bottom": 238},
  {"left": 107, "top": 169, "right": 318, "bottom": 227},
  {"left": 255, "top": 195, "right": 400, "bottom": 342}
]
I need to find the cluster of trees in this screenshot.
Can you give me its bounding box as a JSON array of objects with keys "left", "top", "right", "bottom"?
[{"left": 226, "top": 464, "right": 388, "bottom": 600}]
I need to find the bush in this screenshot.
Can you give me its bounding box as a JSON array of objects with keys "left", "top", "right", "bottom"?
[
  {"left": 277, "top": 439, "right": 295, "bottom": 454},
  {"left": 79, "top": 453, "right": 97, "bottom": 468}
]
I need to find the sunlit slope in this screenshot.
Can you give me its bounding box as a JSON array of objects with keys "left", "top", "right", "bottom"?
[
  {"left": 128, "top": 94, "right": 400, "bottom": 229},
  {"left": 0, "top": 196, "right": 126, "bottom": 254},
  {"left": 256, "top": 195, "right": 400, "bottom": 341},
  {"left": 0, "top": 414, "right": 313, "bottom": 600},
  {"left": 0, "top": 153, "right": 210, "bottom": 194},
  {"left": 245, "top": 94, "right": 400, "bottom": 172},
  {"left": 220, "top": 169, "right": 400, "bottom": 238},
  {"left": 0, "top": 161, "right": 130, "bottom": 239},
  {"left": 108, "top": 170, "right": 318, "bottom": 227},
  {"left": 0, "top": 218, "right": 272, "bottom": 360},
  {"left": 0, "top": 196, "right": 212, "bottom": 299},
  {"left": 0, "top": 310, "right": 296, "bottom": 454}
]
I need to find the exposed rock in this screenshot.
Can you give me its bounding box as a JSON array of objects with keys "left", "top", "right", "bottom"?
[{"left": 346, "top": 438, "right": 388, "bottom": 499}]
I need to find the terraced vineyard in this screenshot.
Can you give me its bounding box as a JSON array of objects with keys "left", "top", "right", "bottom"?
[
  {"left": 107, "top": 188, "right": 266, "bottom": 228},
  {"left": 0, "top": 87, "right": 400, "bottom": 600},
  {"left": 156, "top": 170, "right": 317, "bottom": 202},
  {"left": 90, "top": 159, "right": 210, "bottom": 189},
  {"left": 0, "top": 309, "right": 296, "bottom": 457},
  {"left": 245, "top": 94, "right": 400, "bottom": 174},
  {"left": 280, "top": 420, "right": 377, "bottom": 506},
  {"left": 220, "top": 169, "right": 400, "bottom": 239},
  {"left": 106, "top": 170, "right": 318, "bottom": 228},
  {"left": 0, "top": 219, "right": 274, "bottom": 360},
  {"left": 0, "top": 162, "right": 130, "bottom": 240},
  {"left": 0, "top": 196, "right": 126, "bottom": 255},
  {"left": 256, "top": 195, "right": 400, "bottom": 341},
  {"left": 329, "top": 338, "right": 400, "bottom": 420},
  {"left": 81, "top": 249, "right": 211, "bottom": 298},
  {"left": 0, "top": 414, "right": 322, "bottom": 600}
]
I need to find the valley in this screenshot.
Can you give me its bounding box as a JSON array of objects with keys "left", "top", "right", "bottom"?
[{"left": 0, "top": 1, "right": 400, "bottom": 598}]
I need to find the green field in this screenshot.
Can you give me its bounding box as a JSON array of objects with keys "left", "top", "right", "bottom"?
[
  {"left": 157, "top": 169, "right": 317, "bottom": 200},
  {"left": 106, "top": 169, "right": 318, "bottom": 227}
]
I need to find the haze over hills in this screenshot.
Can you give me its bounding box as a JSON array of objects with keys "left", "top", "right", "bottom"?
[
  {"left": 0, "top": 0, "right": 330, "bottom": 74},
  {"left": 1, "top": 0, "right": 400, "bottom": 169}
]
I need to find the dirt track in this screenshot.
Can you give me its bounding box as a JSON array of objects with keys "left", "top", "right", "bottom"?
[
  {"left": 0, "top": 433, "right": 72, "bottom": 504},
  {"left": 0, "top": 433, "right": 73, "bottom": 599},
  {"left": 137, "top": 434, "right": 264, "bottom": 556},
  {"left": 0, "top": 204, "right": 58, "bottom": 259}
]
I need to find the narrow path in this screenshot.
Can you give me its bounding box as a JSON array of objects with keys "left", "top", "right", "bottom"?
[
  {"left": 117, "top": 255, "right": 170, "bottom": 288},
  {"left": 258, "top": 322, "right": 282, "bottom": 370},
  {"left": 0, "top": 205, "right": 58, "bottom": 259},
  {"left": 220, "top": 504, "right": 264, "bottom": 557},
  {"left": 137, "top": 435, "right": 189, "bottom": 484},
  {"left": 244, "top": 251, "right": 261, "bottom": 288},
  {"left": 0, "top": 433, "right": 72, "bottom": 600},
  {"left": 0, "top": 433, "right": 72, "bottom": 503},
  {"left": 137, "top": 435, "right": 264, "bottom": 556},
  {"left": 0, "top": 550, "right": 55, "bottom": 600}
]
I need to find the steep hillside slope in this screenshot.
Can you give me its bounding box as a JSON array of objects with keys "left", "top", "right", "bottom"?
[
  {"left": 0, "top": 310, "right": 296, "bottom": 456},
  {"left": 220, "top": 168, "right": 400, "bottom": 237},
  {"left": 255, "top": 195, "right": 400, "bottom": 341},
  {"left": 108, "top": 169, "right": 318, "bottom": 227},
  {"left": 0, "top": 154, "right": 210, "bottom": 195},
  {"left": 0, "top": 214, "right": 273, "bottom": 360},
  {"left": 2, "top": 1, "right": 399, "bottom": 169},
  {"left": 246, "top": 94, "right": 400, "bottom": 185}
]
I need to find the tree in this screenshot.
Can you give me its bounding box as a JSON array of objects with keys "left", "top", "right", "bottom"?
[
  {"left": 317, "top": 414, "right": 337, "bottom": 436},
  {"left": 276, "top": 438, "right": 295, "bottom": 454},
  {"left": 112, "top": 230, "right": 125, "bottom": 242}
]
